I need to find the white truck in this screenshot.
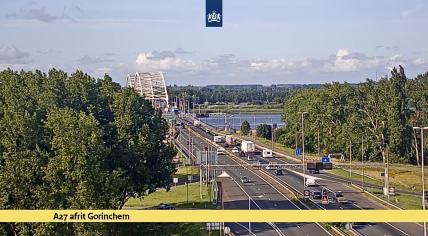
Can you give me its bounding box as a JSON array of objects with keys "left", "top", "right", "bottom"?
[
  {"left": 262, "top": 148, "right": 273, "bottom": 158},
  {"left": 241, "top": 141, "right": 255, "bottom": 157},
  {"left": 193, "top": 120, "right": 201, "bottom": 127},
  {"left": 213, "top": 135, "right": 224, "bottom": 143}
]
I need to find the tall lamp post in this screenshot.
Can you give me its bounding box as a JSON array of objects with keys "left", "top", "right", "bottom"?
[
  {"left": 413, "top": 126, "right": 428, "bottom": 236},
  {"left": 299, "top": 111, "right": 308, "bottom": 194}
]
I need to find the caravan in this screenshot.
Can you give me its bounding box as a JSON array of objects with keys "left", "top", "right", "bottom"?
[{"left": 262, "top": 148, "right": 273, "bottom": 158}]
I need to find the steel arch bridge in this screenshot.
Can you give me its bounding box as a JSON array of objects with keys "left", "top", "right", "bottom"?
[{"left": 126, "top": 71, "right": 169, "bottom": 110}]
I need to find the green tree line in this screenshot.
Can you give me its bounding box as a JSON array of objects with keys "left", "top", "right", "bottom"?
[
  {"left": 0, "top": 69, "right": 176, "bottom": 235},
  {"left": 167, "top": 85, "right": 307, "bottom": 104},
  {"left": 275, "top": 66, "right": 427, "bottom": 164}
]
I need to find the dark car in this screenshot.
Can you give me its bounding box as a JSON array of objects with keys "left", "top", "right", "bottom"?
[
  {"left": 312, "top": 191, "right": 322, "bottom": 200},
  {"left": 157, "top": 203, "right": 175, "bottom": 209},
  {"left": 240, "top": 176, "right": 251, "bottom": 183},
  {"left": 276, "top": 169, "right": 284, "bottom": 176}
]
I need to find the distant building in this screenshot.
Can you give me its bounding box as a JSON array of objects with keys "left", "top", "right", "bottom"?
[{"left": 127, "top": 72, "right": 169, "bottom": 110}]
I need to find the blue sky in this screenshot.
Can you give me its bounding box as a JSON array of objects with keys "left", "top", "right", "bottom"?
[{"left": 0, "top": 0, "right": 427, "bottom": 85}]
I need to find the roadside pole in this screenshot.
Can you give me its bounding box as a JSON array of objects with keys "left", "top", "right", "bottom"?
[
  {"left": 271, "top": 118, "right": 274, "bottom": 151},
  {"left": 349, "top": 140, "right": 352, "bottom": 184},
  {"left": 200, "top": 165, "right": 202, "bottom": 199},
  {"left": 414, "top": 127, "right": 428, "bottom": 236},
  {"left": 423, "top": 128, "right": 426, "bottom": 236},
  {"left": 248, "top": 196, "right": 251, "bottom": 236},
  {"left": 422, "top": 128, "right": 427, "bottom": 236},
  {"left": 361, "top": 137, "right": 364, "bottom": 191},
  {"left": 301, "top": 112, "right": 308, "bottom": 195}
]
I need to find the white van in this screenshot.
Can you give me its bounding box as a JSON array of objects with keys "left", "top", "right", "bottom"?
[
  {"left": 262, "top": 149, "right": 273, "bottom": 158},
  {"left": 305, "top": 178, "right": 317, "bottom": 187}
]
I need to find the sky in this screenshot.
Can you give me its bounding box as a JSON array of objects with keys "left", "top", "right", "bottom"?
[{"left": 0, "top": 0, "right": 427, "bottom": 85}]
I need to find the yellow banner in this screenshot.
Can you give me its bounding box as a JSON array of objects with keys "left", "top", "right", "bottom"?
[{"left": 0, "top": 210, "right": 427, "bottom": 222}]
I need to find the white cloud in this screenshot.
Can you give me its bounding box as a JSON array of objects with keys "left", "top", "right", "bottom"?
[
  {"left": 413, "top": 58, "right": 425, "bottom": 65},
  {"left": 135, "top": 51, "right": 216, "bottom": 72},
  {"left": 329, "top": 48, "right": 382, "bottom": 72},
  {"left": 249, "top": 58, "right": 312, "bottom": 73},
  {"left": 0, "top": 45, "right": 33, "bottom": 64},
  {"left": 5, "top": 7, "right": 75, "bottom": 23}
]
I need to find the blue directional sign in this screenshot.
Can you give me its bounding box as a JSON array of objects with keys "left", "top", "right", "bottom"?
[
  {"left": 295, "top": 148, "right": 302, "bottom": 156},
  {"left": 321, "top": 156, "right": 331, "bottom": 163}
]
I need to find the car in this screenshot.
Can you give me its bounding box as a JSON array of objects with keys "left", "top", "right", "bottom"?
[
  {"left": 275, "top": 169, "right": 284, "bottom": 175},
  {"left": 231, "top": 147, "right": 240, "bottom": 153},
  {"left": 257, "top": 160, "right": 269, "bottom": 165},
  {"left": 217, "top": 147, "right": 225, "bottom": 155},
  {"left": 334, "top": 191, "right": 347, "bottom": 203},
  {"left": 309, "top": 169, "right": 320, "bottom": 174},
  {"left": 224, "top": 143, "right": 229, "bottom": 148},
  {"left": 157, "top": 203, "right": 175, "bottom": 209},
  {"left": 312, "top": 191, "right": 322, "bottom": 200},
  {"left": 240, "top": 176, "right": 251, "bottom": 183},
  {"left": 247, "top": 156, "right": 254, "bottom": 161}
]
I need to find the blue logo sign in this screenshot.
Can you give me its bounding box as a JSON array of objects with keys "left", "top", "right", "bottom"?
[
  {"left": 206, "top": 0, "right": 222, "bottom": 27},
  {"left": 295, "top": 148, "right": 302, "bottom": 156},
  {"left": 321, "top": 156, "right": 330, "bottom": 163}
]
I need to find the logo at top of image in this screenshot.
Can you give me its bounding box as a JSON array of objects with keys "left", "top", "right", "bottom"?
[
  {"left": 207, "top": 10, "right": 221, "bottom": 23},
  {"left": 206, "top": 0, "right": 222, "bottom": 27}
]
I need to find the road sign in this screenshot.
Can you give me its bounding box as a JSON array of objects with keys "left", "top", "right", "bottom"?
[
  {"left": 304, "top": 190, "right": 310, "bottom": 199},
  {"left": 295, "top": 148, "right": 302, "bottom": 156},
  {"left": 224, "top": 226, "right": 231, "bottom": 234},
  {"left": 321, "top": 156, "right": 330, "bottom": 163},
  {"left": 188, "top": 175, "right": 193, "bottom": 182},
  {"left": 173, "top": 178, "right": 178, "bottom": 184},
  {"left": 380, "top": 172, "right": 385, "bottom": 176}
]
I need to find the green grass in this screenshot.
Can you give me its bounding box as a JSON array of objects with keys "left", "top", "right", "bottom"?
[
  {"left": 364, "top": 187, "right": 423, "bottom": 210},
  {"left": 173, "top": 166, "right": 200, "bottom": 180},
  {"left": 326, "top": 168, "right": 384, "bottom": 188},
  {"left": 328, "top": 165, "right": 427, "bottom": 194},
  {"left": 117, "top": 222, "right": 220, "bottom": 236},
  {"left": 125, "top": 182, "right": 215, "bottom": 209}
]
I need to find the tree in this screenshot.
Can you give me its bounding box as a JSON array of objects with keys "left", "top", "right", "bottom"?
[
  {"left": 256, "top": 124, "right": 272, "bottom": 140},
  {"left": 0, "top": 68, "right": 176, "bottom": 235},
  {"left": 240, "top": 120, "right": 251, "bottom": 135}
]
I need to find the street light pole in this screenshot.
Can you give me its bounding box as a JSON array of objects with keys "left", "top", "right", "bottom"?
[
  {"left": 300, "top": 111, "right": 308, "bottom": 194},
  {"left": 349, "top": 140, "right": 352, "bottom": 184},
  {"left": 248, "top": 196, "right": 251, "bottom": 236},
  {"left": 361, "top": 136, "right": 365, "bottom": 191},
  {"left": 414, "top": 127, "right": 428, "bottom": 236}
]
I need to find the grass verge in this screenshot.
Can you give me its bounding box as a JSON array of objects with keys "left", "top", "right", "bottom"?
[
  {"left": 117, "top": 222, "right": 220, "bottom": 236},
  {"left": 125, "top": 182, "right": 215, "bottom": 209}
]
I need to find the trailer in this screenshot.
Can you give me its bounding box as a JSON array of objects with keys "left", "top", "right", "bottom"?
[{"left": 241, "top": 141, "right": 255, "bottom": 157}]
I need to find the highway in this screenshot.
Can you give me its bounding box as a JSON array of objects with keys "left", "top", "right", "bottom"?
[
  {"left": 176, "top": 124, "right": 332, "bottom": 236},
  {"left": 177, "top": 120, "right": 426, "bottom": 236}
]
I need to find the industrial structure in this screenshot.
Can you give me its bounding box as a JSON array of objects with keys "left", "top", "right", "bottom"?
[{"left": 126, "top": 72, "right": 169, "bottom": 110}]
